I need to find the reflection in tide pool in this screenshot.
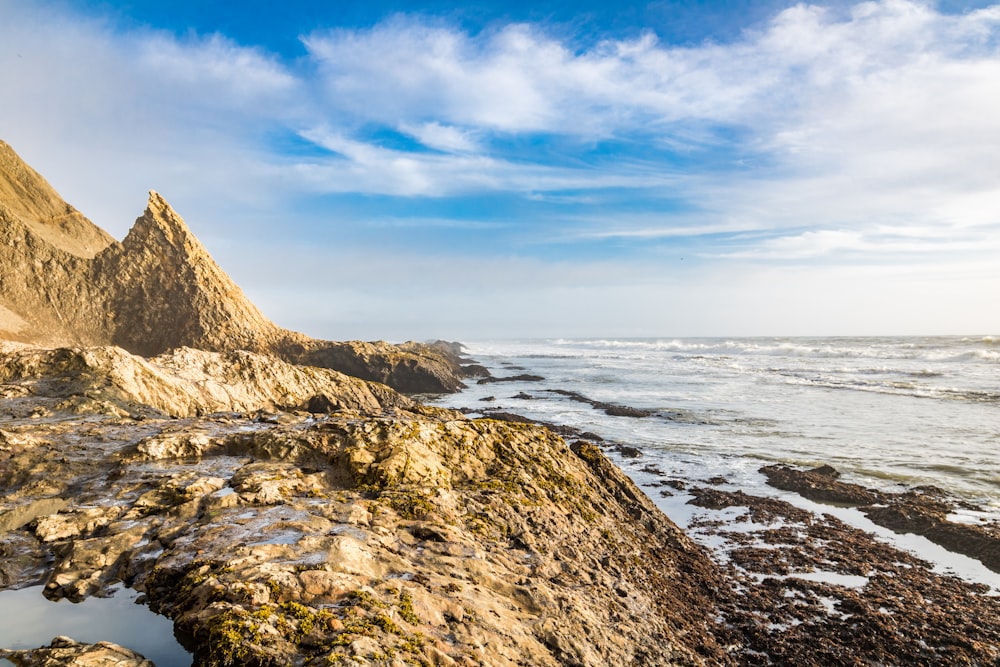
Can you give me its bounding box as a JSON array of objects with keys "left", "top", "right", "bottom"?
[{"left": 0, "top": 585, "right": 190, "bottom": 666}]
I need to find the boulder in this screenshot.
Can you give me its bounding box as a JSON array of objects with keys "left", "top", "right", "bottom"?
[{"left": 0, "top": 636, "right": 154, "bottom": 667}]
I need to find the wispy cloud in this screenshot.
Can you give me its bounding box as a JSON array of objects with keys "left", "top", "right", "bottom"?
[
  {"left": 297, "top": 2, "right": 1000, "bottom": 232},
  {"left": 399, "top": 122, "right": 480, "bottom": 153},
  {"left": 2, "top": 0, "right": 999, "bottom": 336},
  {"left": 292, "top": 126, "right": 678, "bottom": 196},
  {"left": 0, "top": 1, "right": 303, "bottom": 232},
  {"left": 137, "top": 33, "right": 298, "bottom": 112}
]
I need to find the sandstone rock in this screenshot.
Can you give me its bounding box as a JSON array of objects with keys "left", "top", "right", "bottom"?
[
  {"left": 289, "top": 338, "right": 470, "bottom": 394},
  {"left": 0, "top": 497, "right": 68, "bottom": 532},
  {"left": 0, "top": 140, "right": 466, "bottom": 393},
  {"left": 0, "top": 347, "right": 732, "bottom": 665},
  {"left": 0, "top": 142, "right": 114, "bottom": 258},
  {"left": 0, "top": 344, "right": 416, "bottom": 418},
  {"left": 3, "top": 342, "right": 1000, "bottom": 665},
  {"left": 33, "top": 507, "right": 124, "bottom": 543},
  {"left": 134, "top": 414, "right": 731, "bottom": 667}
]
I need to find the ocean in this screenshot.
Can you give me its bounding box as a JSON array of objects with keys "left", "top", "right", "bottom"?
[{"left": 431, "top": 335, "right": 1000, "bottom": 589}]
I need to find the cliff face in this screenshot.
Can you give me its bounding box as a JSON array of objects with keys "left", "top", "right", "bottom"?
[{"left": 0, "top": 141, "right": 466, "bottom": 392}]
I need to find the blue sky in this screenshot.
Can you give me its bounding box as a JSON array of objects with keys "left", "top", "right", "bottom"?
[{"left": 2, "top": 0, "right": 999, "bottom": 339}]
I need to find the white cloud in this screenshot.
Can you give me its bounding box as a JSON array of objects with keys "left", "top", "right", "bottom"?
[
  {"left": 0, "top": 1, "right": 301, "bottom": 234},
  {"left": 136, "top": 33, "right": 299, "bottom": 116},
  {"left": 292, "top": 127, "right": 677, "bottom": 196},
  {"left": 7, "top": 0, "right": 999, "bottom": 231},
  {"left": 303, "top": 21, "right": 566, "bottom": 132},
  {"left": 2, "top": 0, "right": 1000, "bottom": 336},
  {"left": 291, "top": 1, "right": 1000, "bottom": 244},
  {"left": 399, "top": 122, "right": 480, "bottom": 153},
  {"left": 709, "top": 223, "right": 1000, "bottom": 261}
]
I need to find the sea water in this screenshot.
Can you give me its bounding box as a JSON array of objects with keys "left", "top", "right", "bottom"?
[{"left": 431, "top": 336, "right": 1000, "bottom": 587}]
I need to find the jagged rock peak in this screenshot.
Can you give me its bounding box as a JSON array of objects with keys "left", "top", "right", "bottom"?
[
  {"left": 0, "top": 140, "right": 469, "bottom": 393},
  {"left": 121, "top": 190, "right": 205, "bottom": 257},
  {"left": 99, "top": 190, "right": 287, "bottom": 358}
]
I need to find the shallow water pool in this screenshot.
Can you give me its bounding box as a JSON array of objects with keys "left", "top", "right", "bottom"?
[{"left": 0, "top": 585, "right": 190, "bottom": 666}]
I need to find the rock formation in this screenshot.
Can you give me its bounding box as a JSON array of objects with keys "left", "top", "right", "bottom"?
[
  {"left": 0, "top": 342, "right": 731, "bottom": 666},
  {"left": 3, "top": 342, "right": 999, "bottom": 666},
  {"left": 95, "top": 191, "right": 290, "bottom": 357},
  {"left": 0, "top": 344, "right": 415, "bottom": 419},
  {"left": 0, "top": 141, "right": 114, "bottom": 259},
  {"left": 0, "top": 140, "right": 467, "bottom": 393}
]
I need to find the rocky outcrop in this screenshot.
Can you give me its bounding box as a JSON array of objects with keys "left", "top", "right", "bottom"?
[
  {"left": 0, "top": 344, "right": 416, "bottom": 419},
  {"left": 0, "top": 343, "right": 730, "bottom": 666},
  {"left": 761, "top": 463, "right": 1000, "bottom": 573},
  {"left": 0, "top": 141, "right": 114, "bottom": 259},
  {"left": 0, "top": 140, "right": 466, "bottom": 393},
  {"left": 4, "top": 351, "right": 1000, "bottom": 666},
  {"left": 93, "top": 191, "right": 290, "bottom": 358},
  {"left": 289, "top": 339, "right": 472, "bottom": 394},
  {"left": 759, "top": 463, "right": 882, "bottom": 505},
  {"left": 0, "top": 139, "right": 286, "bottom": 353}
]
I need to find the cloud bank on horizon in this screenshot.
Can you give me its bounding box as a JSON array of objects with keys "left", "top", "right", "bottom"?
[{"left": 1, "top": 0, "right": 998, "bottom": 339}]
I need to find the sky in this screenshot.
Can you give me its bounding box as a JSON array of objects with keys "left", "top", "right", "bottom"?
[{"left": 2, "top": 0, "right": 999, "bottom": 340}]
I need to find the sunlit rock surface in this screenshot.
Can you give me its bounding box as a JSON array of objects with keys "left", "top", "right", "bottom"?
[{"left": 0, "top": 343, "right": 727, "bottom": 666}]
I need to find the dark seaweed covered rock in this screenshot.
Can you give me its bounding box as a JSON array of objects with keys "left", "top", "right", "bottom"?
[{"left": 761, "top": 463, "right": 1000, "bottom": 573}]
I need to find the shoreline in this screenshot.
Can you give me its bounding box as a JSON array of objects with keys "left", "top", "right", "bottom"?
[
  {"left": 466, "top": 404, "right": 1000, "bottom": 593},
  {"left": 454, "top": 406, "right": 1000, "bottom": 662},
  {"left": 434, "top": 339, "right": 1000, "bottom": 590},
  {"left": 1, "top": 342, "right": 998, "bottom": 665}
]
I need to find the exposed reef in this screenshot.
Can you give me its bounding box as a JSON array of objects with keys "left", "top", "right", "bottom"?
[
  {"left": 545, "top": 389, "right": 656, "bottom": 418},
  {"left": 682, "top": 484, "right": 1000, "bottom": 665},
  {"left": 761, "top": 463, "right": 1000, "bottom": 573}
]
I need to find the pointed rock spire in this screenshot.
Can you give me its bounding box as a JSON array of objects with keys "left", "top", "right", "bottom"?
[
  {"left": 121, "top": 191, "right": 205, "bottom": 258},
  {"left": 99, "top": 190, "right": 286, "bottom": 356}
]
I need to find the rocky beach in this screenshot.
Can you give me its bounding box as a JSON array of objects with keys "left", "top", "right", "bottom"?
[{"left": 2, "top": 139, "right": 999, "bottom": 666}]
